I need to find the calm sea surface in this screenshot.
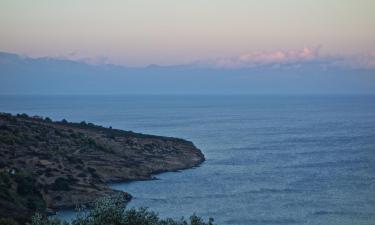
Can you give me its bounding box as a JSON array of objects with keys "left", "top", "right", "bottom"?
[{"left": 1, "top": 95, "right": 375, "bottom": 225}]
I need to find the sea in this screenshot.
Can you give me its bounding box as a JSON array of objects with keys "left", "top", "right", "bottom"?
[{"left": 1, "top": 95, "right": 374, "bottom": 225}]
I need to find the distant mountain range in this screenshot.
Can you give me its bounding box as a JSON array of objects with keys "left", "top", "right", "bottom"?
[{"left": 1, "top": 51, "right": 374, "bottom": 94}]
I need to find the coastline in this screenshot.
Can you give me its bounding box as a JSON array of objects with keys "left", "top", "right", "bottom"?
[
  {"left": 56, "top": 162, "right": 205, "bottom": 221},
  {"left": 56, "top": 152, "right": 206, "bottom": 210},
  {"left": 0, "top": 112, "right": 205, "bottom": 222}
]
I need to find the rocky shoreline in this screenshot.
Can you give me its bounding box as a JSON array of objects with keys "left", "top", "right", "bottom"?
[{"left": 0, "top": 112, "right": 205, "bottom": 223}]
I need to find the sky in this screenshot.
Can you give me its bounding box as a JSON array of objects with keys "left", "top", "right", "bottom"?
[{"left": 0, "top": 0, "right": 375, "bottom": 66}]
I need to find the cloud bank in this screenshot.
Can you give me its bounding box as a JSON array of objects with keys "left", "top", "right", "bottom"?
[
  {"left": 199, "top": 47, "right": 375, "bottom": 70},
  {"left": 53, "top": 51, "right": 110, "bottom": 65}
]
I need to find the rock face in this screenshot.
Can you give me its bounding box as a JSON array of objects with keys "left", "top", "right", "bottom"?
[{"left": 0, "top": 112, "right": 204, "bottom": 222}]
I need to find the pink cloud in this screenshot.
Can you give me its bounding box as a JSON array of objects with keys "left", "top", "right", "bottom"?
[
  {"left": 199, "top": 46, "right": 375, "bottom": 70},
  {"left": 53, "top": 51, "right": 110, "bottom": 65},
  {"left": 209, "top": 46, "right": 322, "bottom": 69}
]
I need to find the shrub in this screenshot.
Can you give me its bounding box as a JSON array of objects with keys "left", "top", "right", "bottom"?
[
  {"left": 0, "top": 218, "right": 18, "bottom": 225},
  {"left": 14, "top": 172, "right": 35, "bottom": 195},
  {"left": 27, "top": 195, "right": 214, "bottom": 225},
  {"left": 49, "top": 178, "right": 71, "bottom": 191},
  {"left": 0, "top": 133, "right": 19, "bottom": 145},
  {"left": 0, "top": 173, "right": 12, "bottom": 201},
  {"left": 27, "top": 214, "right": 67, "bottom": 225}
]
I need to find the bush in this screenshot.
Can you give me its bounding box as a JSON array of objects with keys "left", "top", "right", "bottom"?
[
  {"left": 0, "top": 133, "right": 19, "bottom": 145},
  {"left": 28, "top": 195, "right": 214, "bottom": 225},
  {"left": 49, "top": 178, "right": 71, "bottom": 191},
  {"left": 27, "top": 214, "right": 67, "bottom": 225},
  {"left": 14, "top": 172, "right": 35, "bottom": 195},
  {"left": 0, "top": 218, "right": 18, "bottom": 225},
  {"left": 0, "top": 173, "right": 12, "bottom": 201}
]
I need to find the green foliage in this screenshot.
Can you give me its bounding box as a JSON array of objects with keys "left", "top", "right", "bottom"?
[
  {"left": 70, "top": 135, "right": 114, "bottom": 153},
  {"left": 0, "top": 172, "right": 12, "bottom": 201},
  {"left": 28, "top": 195, "right": 214, "bottom": 225},
  {"left": 13, "top": 172, "right": 45, "bottom": 210},
  {"left": 0, "top": 171, "right": 45, "bottom": 218},
  {"left": 27, "top": 214, "right": 68, "bottom": 225},
  {"left": 14, "top": 172, "right": 35, "bottom": 195},
  {"left": 0, "top": 133, "right": 20, "bottom": 145},
  {"left": 49, "top": 178, "right": 71, "bottom": 191},
  {"left": 0, "top": 218, "right": 18, "bottom": 225},
  {"left": 0, "top": 125, "right": 29, "bottom": 145},
  {"left": 72, "top": 196, "right": 125, "bottom": 225}
]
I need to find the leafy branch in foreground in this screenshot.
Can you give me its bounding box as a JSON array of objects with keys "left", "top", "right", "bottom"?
[{"left": 27, "top": 195, "right": 214, "bottom": 225}]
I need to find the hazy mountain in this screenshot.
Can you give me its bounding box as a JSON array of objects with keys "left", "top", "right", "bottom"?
[{"left": 1, "top": 51, "right": 374, "bottom": 94}]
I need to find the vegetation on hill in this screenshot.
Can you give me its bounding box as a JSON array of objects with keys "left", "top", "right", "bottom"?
[
  {"left": 0, "top": 112, "right": 205, "bottom": 224},
  {"left": 0, "top": 171, "right": 45, "bottom": 224},
  {"left": 28, "top": 195, "right": 214, "bottom": 225}
]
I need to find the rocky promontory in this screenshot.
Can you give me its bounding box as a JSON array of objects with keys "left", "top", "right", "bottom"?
[{"left": 0, "top": 112, "right": 204, "bottom": 224}]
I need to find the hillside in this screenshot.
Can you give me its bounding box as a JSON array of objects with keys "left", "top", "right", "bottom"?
[{"left": 0, "top": 112, "right": 205, "bottom": 224}]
